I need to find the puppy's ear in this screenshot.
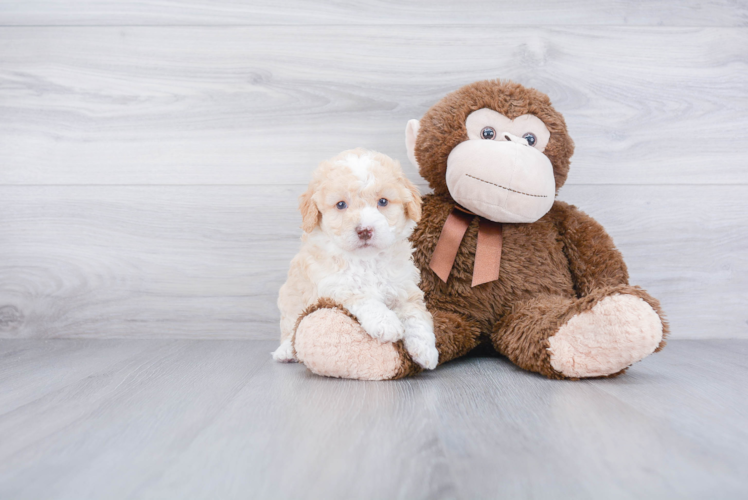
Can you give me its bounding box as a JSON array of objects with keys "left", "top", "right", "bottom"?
[
  {"left": 402, "top": 177, "right": 422, "bottom": 223},
  {"left": 299, "top": 185, "right": 321, "bottom": 233}
]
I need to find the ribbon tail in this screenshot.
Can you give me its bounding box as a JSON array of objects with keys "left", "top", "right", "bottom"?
[
  {"left": 429, "top": 209, "right": 472, "bottom": 283},
  {"left": 472, "top": 220, "right": 503, "bottom": 287}
]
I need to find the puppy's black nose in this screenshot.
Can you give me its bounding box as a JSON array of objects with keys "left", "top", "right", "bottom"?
[{"left": 356, "top": 227, "right": 373, "bottom": 241}]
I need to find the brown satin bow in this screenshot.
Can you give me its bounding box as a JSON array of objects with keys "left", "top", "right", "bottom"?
[{"left": 429, "top": 206, "right": 503, "bottom": 287}]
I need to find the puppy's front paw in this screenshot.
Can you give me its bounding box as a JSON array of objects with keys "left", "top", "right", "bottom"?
[
  {"left": 271, "top": 338, "right": 297, "bottom": 363},
  {"left": 359, "top": 308, "right": 405, "bottom": 343},
  {"left": 404, "top": 335, "right": 439, "bottom": 370}
]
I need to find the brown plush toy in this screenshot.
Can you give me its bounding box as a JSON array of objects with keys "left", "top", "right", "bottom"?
[{"left": 292, "top": 79, "right": 668, "bottom": 381}]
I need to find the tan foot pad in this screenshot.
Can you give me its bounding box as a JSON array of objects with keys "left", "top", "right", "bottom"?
[
  {"left": 548, "top": 294, "right": 663, "bottom": 378},
  {"left": 294, "top": 308, "right": 404, "bottom": 381}
]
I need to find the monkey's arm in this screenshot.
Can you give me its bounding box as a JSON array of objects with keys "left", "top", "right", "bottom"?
[
  {"left": 553, "top": 201, "right": 630, "bottom": 297},
  {"left": 553, "top": 200, "right": 669, "bottom": 352}
]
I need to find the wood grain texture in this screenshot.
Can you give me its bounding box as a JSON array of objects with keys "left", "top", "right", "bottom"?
[
  {"left": 0, "top": 339, "right": 746, "bottom": 499},
  {"left": 1, "top": 0, "right": 746, "bottom": 26},
  {"left": 1, "top": 26, "right": 747, "bottom": 185},
  {"left": 0, "top": 339, "right": 272, "bottom": 499},
  {"left": 1, "top": 185, "right": 745, "bottom": 340}
]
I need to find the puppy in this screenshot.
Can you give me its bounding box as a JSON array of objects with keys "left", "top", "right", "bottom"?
[{"left": 272, "top": 149, "right": 438, "bottom": 369}]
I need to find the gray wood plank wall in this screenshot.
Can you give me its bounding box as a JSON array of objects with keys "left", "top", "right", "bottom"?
[{"left": 1, "top": 1, "right": 746, "bottom": 340}]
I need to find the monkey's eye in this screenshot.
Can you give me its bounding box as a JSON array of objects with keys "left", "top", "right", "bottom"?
[
  {"left": 523, "top": 133, "right": 537, "bottom": 146},
  {"left": 480, "top": 127, "right": 496, "bottom": 140},
  {"left": 378, "top": 198, "right": 388, "bottom": 207},
  {"left": 336, "top": 201, "right": 347, "bottom": 210}
]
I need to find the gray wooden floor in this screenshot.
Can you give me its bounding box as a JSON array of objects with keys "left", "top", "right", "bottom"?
[{"left": 0, "top": 339, "right": 746, "bottom": 499}]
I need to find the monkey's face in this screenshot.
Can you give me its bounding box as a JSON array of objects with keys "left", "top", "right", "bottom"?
[
  {"left": 405, "top": 80, "right": 575, "bottom": 224},
  {"left": 444, "top": 108, "right": 555, "bottom": 223}
]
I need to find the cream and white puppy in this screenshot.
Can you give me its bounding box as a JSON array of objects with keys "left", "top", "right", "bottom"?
[{"left": 273, "top": 149, "right": 438, "bottom": 369}]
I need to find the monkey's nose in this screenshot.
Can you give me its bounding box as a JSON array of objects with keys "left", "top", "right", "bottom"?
[
  {"left": 356, "top": 227, "right": 373, "bottom": 241},
  {"left": 503, "top": 132, "right": 529, "bottom": 146}
]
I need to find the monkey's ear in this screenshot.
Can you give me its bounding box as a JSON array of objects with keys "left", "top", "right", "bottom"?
[
  {"left": 299, "top": 186, "right": 321, "bottom": 233},
  {"left": 401, "top": 176, "right": 422, "bottom": 223},
  {"left": 405, "top": 119, "right": 421, "bottom": 169}
]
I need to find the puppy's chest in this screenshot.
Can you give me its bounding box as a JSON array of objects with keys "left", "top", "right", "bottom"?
[{"left": 342, "top": 259, "right": 404, "bottom": 303}]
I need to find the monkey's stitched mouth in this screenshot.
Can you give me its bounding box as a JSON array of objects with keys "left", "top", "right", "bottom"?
[{"left": 465, "top": 174, "right": 548, "bottom": 198}]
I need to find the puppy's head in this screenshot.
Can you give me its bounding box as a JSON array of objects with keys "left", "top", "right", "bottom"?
[{"left": 299, "top": 149, "right": 421, "bottom": 253}]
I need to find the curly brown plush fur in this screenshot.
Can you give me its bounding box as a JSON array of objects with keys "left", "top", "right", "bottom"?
[{"left": 409, "top": 80, "right": 667, "bottom": 379}]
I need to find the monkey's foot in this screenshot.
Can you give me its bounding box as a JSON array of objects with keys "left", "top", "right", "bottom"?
[
  {"left": 293, "top": 299, "right": 421, "bottom": 381},
  {"left": 547, "top": 294, "right": 663, "bottom": 378}
]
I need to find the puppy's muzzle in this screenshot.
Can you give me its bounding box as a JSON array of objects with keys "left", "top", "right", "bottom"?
[{"left": 356, "top": 226, "right": 373, "bottom": 241}]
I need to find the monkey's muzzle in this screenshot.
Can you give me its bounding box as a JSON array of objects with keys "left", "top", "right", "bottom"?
[{"left": 445, "top": 138, "right": 555, "bottom": 223}]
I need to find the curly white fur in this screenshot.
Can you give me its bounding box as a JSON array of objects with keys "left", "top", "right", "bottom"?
[{"left": 273, "top": 149, "right": 438, "bottom": 370}]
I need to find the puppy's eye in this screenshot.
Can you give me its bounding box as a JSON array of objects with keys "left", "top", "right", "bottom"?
[
  {"left": 336, "top": 201, "right": 347, "bottom": 210},
  {"left": 522, "top": 133, "right": 537, "bottom": 146},
  {"left": 481, "top": 127, "right": 496, "bottom": 140},
  {"left": 378, "top": 198, "right": 388, "bottom": 207}
]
